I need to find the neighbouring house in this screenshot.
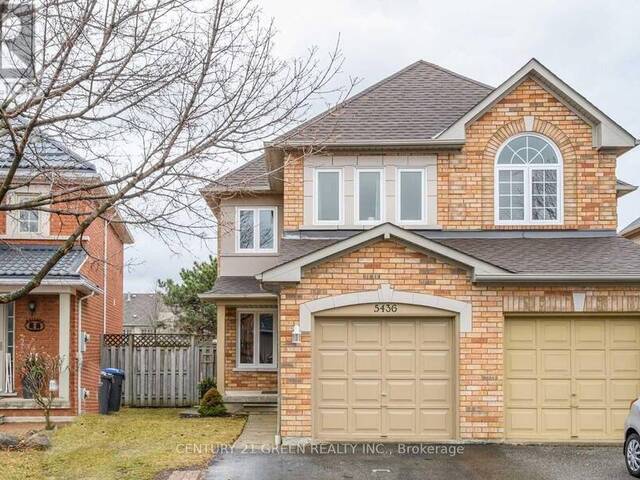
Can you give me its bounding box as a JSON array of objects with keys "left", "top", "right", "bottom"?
[
  {"left": 123, "top": 293, "right": 179, "bottom": 334},
  {"left": 200, "top": 58, "right": 640, "bottom": 445},
  {"left": 0, "top": 136, "right": 133, "bottom": 422},
  {"left": 622, "top": 217, "right": 640, "bottom": 244}
]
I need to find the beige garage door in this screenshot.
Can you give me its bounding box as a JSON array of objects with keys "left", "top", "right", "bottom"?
[
  {"left": 505, "top": 317, "right": 640, "bottom": 441},
  {"left": 314, "top": 317, "right": 454, "bottom": 441}
]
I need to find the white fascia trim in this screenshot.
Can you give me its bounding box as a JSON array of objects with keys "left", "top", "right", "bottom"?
[
  {"left": 299, "top": 283, "right": 473, "bottom": 332},
  {"left": 0, "top": 277, "right": 102, "bottom": 294},
  {"left": 436, "top": 58, "right": 637, "bottom": 149},
  {"left": 259, "top": 223, "right": 507, "bottom": 283}
]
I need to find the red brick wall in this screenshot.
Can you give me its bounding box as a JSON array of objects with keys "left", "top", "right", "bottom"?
[
  {"left": 0, "top": 295, "right": 77, "bottom": 418},
  {"left": 278, "top": 239, "right": 640, "bottom": 440},
  {"left": 224, "top": 306, "right": 277, "bottom": 391}
]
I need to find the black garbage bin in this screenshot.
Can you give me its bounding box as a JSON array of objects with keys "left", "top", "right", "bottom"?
[
  {"left": 103, "top": 368, "right": 125, "bottom": 412},
  {"left": 99, "top": 371, "right": 113, "bottom": 415}
]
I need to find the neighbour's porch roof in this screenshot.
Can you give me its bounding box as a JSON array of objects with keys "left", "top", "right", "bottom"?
[{"left": 0, "top": 244, "right": 101, "bottom": 294}]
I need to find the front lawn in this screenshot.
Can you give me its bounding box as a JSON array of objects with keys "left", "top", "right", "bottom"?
[{"left": 1, "top": 408, "right": 245, "bottom": 480}]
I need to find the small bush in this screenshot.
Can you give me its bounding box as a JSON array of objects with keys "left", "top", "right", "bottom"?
[
  {"left": 198, "top": 387, "right": 227, "bottom": 417},
  {"left": 197, "top": 377, "right": 216, "bottom": 400}
]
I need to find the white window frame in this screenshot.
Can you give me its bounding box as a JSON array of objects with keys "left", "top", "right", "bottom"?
[
  {"left": 494, "top": 133, "right": 564, "bottom": 226},
  {"left": 235, "top": 207, "right": 278, "bottom": 253},
  {"left": 313, "top": 168, "right": 343, "bottom": 226},
  {"left": 355, "top": 168, "right": 385, "bottom": 225},
  {"left": 0, "top": 302, "right": 15, "bottom": 394},
  {"left": 396, "top": 168, "right": 427, "bottom": 225},
  {"left": 9, "top": 192, "right": 49, "bottom": 237},
  {"left": 236, "top": 308, "right": 277, "bottom": 370}
]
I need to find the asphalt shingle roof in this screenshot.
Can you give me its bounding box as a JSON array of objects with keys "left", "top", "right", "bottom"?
[
  {"left": 0, "top": 135, "right": 96, "bottom": 172},
  {"left": 275, "top": 60, "right": 493, "bottom": 145},
  {"left": 433, "top": 236, "right": 640, "bottom": 276},
  {"left": 272, "top": 233, "right": 640, "bottom": 277},
  {"left": 207, "top": 276, "right": 274, "bottom": 296},
  {"left": 0, "top": 244, "right": 86, "bottom": 277},
  {"left": 207, "top": 155, "right": 271, "bottom": 192}
]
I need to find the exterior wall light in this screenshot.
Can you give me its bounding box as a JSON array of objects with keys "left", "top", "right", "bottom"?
[
  {"left": 28, "top": 300, "right": 37, "bottom": 313},
  {"left": 292, "top": 324, "right": 301, "bottom": 345}
]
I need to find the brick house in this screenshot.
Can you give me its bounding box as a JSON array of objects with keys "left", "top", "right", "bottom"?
[
  {"left": 200, "top": 59, "right": 640, "bottom": 444},
  {"left": 0, "top": 136, "right": 132, "bottom": 422}
]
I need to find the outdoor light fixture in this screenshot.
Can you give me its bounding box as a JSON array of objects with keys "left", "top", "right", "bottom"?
[
  {"left": 27, "top": 300, "right": 37, "bottom": 313},
  {"left": 292, "top": 324, "right": 301, "bottom": 345}
]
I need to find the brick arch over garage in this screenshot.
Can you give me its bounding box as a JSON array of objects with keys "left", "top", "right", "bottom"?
[
  {"left": 298, "top": 283, "right": 472, "bottom": 333},
  {"left": 482, "top": 115, "right": 580, "bottom": 227}
]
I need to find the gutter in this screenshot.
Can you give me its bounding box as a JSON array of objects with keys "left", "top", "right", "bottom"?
[
  {"left": 198, "top": 292, "right": 277, "bottom": 300},
  {"left": 475, "top": 274, "right": 640, "bottom": 283},
  {"left": 0, "top": 277, "right": 102, "bottom": 293}
]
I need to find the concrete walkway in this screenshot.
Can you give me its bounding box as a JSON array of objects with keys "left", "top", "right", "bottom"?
[{"left": 232, "top": 414, "right": 277, "bottom": 450}]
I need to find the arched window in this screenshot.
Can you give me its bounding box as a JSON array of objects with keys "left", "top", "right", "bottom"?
[{"left": 495, "top": 133, "right": 563, "bottom": 224}]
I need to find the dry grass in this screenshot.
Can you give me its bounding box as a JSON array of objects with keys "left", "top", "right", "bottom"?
[{"left": 1, "top": 408, "right": 245, "bottom": 480}]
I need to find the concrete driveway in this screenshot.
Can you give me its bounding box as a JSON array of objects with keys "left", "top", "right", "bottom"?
[{"left": 205, "top": 443, "right": 629, "bottom": 480}]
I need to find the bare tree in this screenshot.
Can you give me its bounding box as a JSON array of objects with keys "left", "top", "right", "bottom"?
[
  {"left": 0, "top": 0, "right": 345, "bottom": 302},
  {"left": 18, "top": 341, "right": 65, "bottom": 430}
]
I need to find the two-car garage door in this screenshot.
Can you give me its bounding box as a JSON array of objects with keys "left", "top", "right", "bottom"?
[
  {"left": 314, "top": 317, "right": 455, "bottom": 441},
  {"left": 506, "top": 317, "right": 640, "bottom": 441}
]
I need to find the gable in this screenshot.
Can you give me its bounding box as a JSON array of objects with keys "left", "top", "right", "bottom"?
[
  {"left": 258, "top": 223, "right": 506, "bottom": 283},
  {"left": 436, "top": 59, "right": 637, "bottom": 149}
]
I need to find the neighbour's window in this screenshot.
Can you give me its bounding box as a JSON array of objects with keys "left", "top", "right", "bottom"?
[
  {"left": 356, "top": 169, "right": 383, "bottom": 224},
  {"left": 16, "top": 194, "right": 40, "bottom": 233},
  {"left": 315, "top": 169, "right": 342, "bottom": 224},
  {"left": 397, "top": 169, "right": 425, "bottom": 223},
  {"left": 236, "top": 207, "right": 277, "bottom": 252},
  {"left": 495, "top": 134, "right": 563, "bottom": 224},
  {"left": 237, "top": 310, "right": 276, "bottom": 368}
]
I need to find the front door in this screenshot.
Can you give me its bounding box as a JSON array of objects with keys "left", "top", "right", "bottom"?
[{"left": 0, "top": 302, "right": 16, "bottom": 394}]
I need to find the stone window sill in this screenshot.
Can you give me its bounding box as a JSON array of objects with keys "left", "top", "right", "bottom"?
[{"left": 233, "top": 366, "right": 278, "bottom": 373}]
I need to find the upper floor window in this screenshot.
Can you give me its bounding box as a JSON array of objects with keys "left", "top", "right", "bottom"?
[
  {"left": 495, "top": 134, "right": 563, "bottom": 225},
  {"left": 397, "top": 168, "right": 426, "bottom": 224},
  {"left": 236, "top": 207, "right": 277, "bottom": 253},
  {"left": 12, "top": 193, "right": 44, "bottom": 235},
  {"left": 356, "top": 169, "right": 383, "bottom": 224},
  {"left": 314, "top": 169, "right": 342, "bottom": 224}
]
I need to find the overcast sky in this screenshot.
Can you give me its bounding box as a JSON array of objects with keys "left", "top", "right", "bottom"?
[{"left": 124, "top": 0, "right": 640, "bottom": 293}]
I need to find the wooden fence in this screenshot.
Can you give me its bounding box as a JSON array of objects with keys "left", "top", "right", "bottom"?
[{"left": 100, "top": 334, "right": 216, "bottom": 407}]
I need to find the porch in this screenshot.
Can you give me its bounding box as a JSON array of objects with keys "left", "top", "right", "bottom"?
[
  {"left": 0, "top": 293, "right": 75, "bottom": 418},
  {"left": 199, "top": 278, "right": 279, "bottom": 406}
]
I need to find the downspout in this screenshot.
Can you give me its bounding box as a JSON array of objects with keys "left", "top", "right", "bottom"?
[
  {"left": 103, "top": 219, "right": 109, "bottom": 334},
  {"left": 275, "top": 293, "right": 282, "bottom": 446},
  {"left": 77, "top": 291, "right": 95, "bottom": 416}
]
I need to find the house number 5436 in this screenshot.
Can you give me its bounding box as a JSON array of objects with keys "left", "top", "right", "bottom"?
[{"left": 373, "top": 303, "right": 398, "bottom": 313}]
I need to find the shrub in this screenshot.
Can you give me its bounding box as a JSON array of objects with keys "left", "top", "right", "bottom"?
[
  {"left": 197, "top": 377, "right": 216, "bottom": 400},
  {"left": 198, "top": 387, "right": 227, "bottom": 417}
]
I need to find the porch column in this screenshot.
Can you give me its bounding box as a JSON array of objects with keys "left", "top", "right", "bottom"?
[
  {"left": 216, "top": 304, "right": 225, "bottom": 395},
  {"left": 58, "top": 293, "right": 71, "bottom": 401}
]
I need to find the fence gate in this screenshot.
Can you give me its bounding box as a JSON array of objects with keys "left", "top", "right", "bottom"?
[{"left": 101, "top": 334, "right": 216, "bottom": 407}]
